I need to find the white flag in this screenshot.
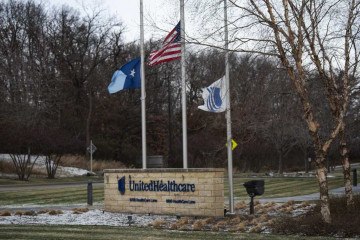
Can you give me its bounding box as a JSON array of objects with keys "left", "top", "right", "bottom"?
[{"left": 198, "top": 76, "right": 227, "bottom": 112}]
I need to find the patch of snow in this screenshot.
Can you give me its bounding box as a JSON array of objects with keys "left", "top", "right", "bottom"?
[
  {"left": 0, "top": 154, "right": 45, "bottom": 164},
  {"left": 0, "top": 154, "right": 90, "bottom": 177},
  {"left": 291, "top": 204, "right": 315, "bottom": 217},
  {"left": 56, "top": 166, "right": 89, "bottom": 177},
  {"left": 0, "top": 154, "right": 12, "bottom": 161},
  {"left": 0, "top": 209, "right": 176, "bottom": 227},
  {"left": 0, "top": 201, "right": 320, "bottom": 233}
]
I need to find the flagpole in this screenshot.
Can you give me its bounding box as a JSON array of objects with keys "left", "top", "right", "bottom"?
[
  {"left": 140, "top": 0, "right": 147, "bottom": 169},
  {"left": 180, "top": 0, "right": 188, "bottom": 169},
  {"left": 224, "top": 0, "right": 234, "bottom": 214}
]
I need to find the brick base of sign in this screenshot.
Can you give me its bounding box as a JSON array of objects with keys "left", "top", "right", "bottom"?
[{"left": 104, "top": 168, "right": 224, "bottom": 217}]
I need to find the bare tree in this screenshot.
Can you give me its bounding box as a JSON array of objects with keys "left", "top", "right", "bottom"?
[
  {"left": 0, "top": 0, "right": 46, "bottom": 180},
  {"left": 220, "top": 0, "right": 360, "bottom": 222},
  {"left": 47, "top": 6, "right": 124, "bottom": 154},
  {"left": 9, "top": 148, "right": 39, "bottom": 181},
  {"left": 43, "top": 154, "right": 61, "bottom": 179},
  {"left": 186, "top": 0, "right": 360, "bottom": 222}
]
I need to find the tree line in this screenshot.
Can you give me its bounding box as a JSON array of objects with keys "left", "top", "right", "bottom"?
[{"left": 0, "top": 0, "right": 359, "bottom": 174}]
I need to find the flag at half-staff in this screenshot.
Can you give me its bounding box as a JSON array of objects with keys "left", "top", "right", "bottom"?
[
  {"left": 148, "top": 22, "right": 181, "bottom": 66},
  {"left": 108, "top": 58, "right": 141, "bottom": 94},
  {"left": 198, "top": 76, "right": 228, "bottom": 113}
]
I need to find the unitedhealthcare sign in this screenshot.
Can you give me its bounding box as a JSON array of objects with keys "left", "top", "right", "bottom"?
[
  {"left": 105, "top": 168, "right": 225, "bottom": 217},
  {"left": 118, "top": 175, "right": 196, "bottom": 194}
]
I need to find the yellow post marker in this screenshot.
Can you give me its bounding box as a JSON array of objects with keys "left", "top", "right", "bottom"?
[
  {"left": 231, "top": 139, "right": 238, "bottom": 150},
  {"left": 226, "top": 139, "right": 238, "bottom": 150}
]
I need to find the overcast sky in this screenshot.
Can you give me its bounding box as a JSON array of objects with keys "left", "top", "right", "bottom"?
[{"left": 39, "top": 0, "right": 184, "bottom": 43}]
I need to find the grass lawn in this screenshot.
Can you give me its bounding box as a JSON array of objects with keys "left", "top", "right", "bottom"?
[
  {"left": 0, "top": 225, "right": 344, "bottom": 240},
  {"left": 0, "top": 173, "right": 355, "bottom": 205},
  {"left": 0, "top": 176, "right": 103, "bottom": 185},
  {"left": 0, "top": 172, "right": 358, "bottom": 239},
  {"left": 225, "top": 176, "right": 346, "bottom": 200},
  {"left": 0, "top": 186, "right": 103, "bottom": 205},
  {"left": 0, "top": 176, "right": 104, "bottom": 205}
]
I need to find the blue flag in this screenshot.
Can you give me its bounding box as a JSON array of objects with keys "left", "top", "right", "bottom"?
[
  {"left": 198, "top": 76, "right": 228, "bottom": 112},
  {"left": 108, "top": 58, "right": 141, "bottom": 94}
]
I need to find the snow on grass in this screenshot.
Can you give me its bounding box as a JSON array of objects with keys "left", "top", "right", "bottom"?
[
  {"left": 0, "top": 200, "right": 317, "bottom": 231},
  {"left": 0, "top": 209, "right": 176, "bottom": 227},
  {"left": 55, "top": 166, "right": 89, "bottom": 177}
]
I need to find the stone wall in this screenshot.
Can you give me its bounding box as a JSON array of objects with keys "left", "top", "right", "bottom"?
[{"left": 104, "top": 168, "right": 224, "bottom": 217}]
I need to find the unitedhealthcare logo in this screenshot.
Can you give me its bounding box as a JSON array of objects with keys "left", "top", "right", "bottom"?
[
  {"left": 198, "top": 76, "right": 227, "bottom": 113},
  {"left": 206, "top": 87, "right": 222, "bottom": 111},
  {"left": 118, "top": 176, "right": 126, "bottom": 195}
]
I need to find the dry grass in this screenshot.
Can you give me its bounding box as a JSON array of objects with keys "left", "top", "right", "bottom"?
[
  {"left": 0, "top": 154, "right": 126, "bottom": 177},
  {"left": 177, "top": 217, "right": 190, "bottom": 225},
  {"left": 256, "top": 207, "right": 267, "bottom": 214},
  {"left": 72, "top": 208, "right": 89, "bottom": 214},
  {"left": 235, "top": 222, "right": 247, "bottom": 231},
  {"left": 0, "top": 211, "right": 11, "bottom": 216},
  {"left": 60, "top": 155, "right": 88, "bottom": 169},
  {"left": 284, "top": 206, "right": 294, "bottom": 213},
  {"left": 150, "top": 219, "right": 167, "bottom": 229},
  {"left": 272, "top": 195, "right": 360, "bottom": 238},
  {"left": 15, "top": 211, "right": 25, "bottom": 216},
  {"left": 263, "top": 201, "right": 276, "bottom": 208},
  {"left": 0, "top": 159, "right": 46, "bottom": 176},
  {"left": 254, "top": 203, "right": 263, "bottom": 211},
  {"left": 179, "top": 224, "right": 190, "bottom": 230},
  {"left": 215, "top": 219, "right": 228, "bottom": 229},
  {"left": 250, "top": 217, "right": 260, "bottom": 225},
  {"left": 37, "top": 209, "right": 51, "bottom": 214},
  {"left": 235, "top": 201, "right": 247, "bottom": 210},
  {"left": 170, "top": 223, "right": 178, "bottom": 230},
  {"left": 283, "top": 200, "right": 295, "bottom": 207},
  {"left": 203, "top": 217, "right": 215, "bottom": 224},
  {"left": 0, "top": 160, "right": 16, "bottom": 174},
  {"left": 173, "top": 217, "right": 193, "bottom": 230},
  {"left": 267, "top": 219, "right": 275, "bottom": 226},
  {"left": 230, "top": 216, "right": 241, "bottom": 224},
  {"left": 61, "top": 155, "right": 126, "bottom": 172},
  {"left": 258, "top": 214, "right": 269, "bottom": 222},
  {"left": 301, "top": 201, "right": 311, "bottom": 207},
  {"left": 211, "top": 225, "right": 219, "bottom": 231},
  {"left": 23, "top": 210, "right": 37, "bottom": 216},
  {"left": 249, "top": 224, "right": 262, "bottom": 233},
  {"left": 192, "top": 220, "right": 205, "bottom": 231},
  {"left": 48, "top": 210, "right": 63, "bottom": 215},
  {"left": 30, "top": 168, "right": 47, "bottom": 176}
]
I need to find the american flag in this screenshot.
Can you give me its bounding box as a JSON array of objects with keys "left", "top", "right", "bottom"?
[{"left": 148, "top": 22, "right": 181, "bottom": 66}]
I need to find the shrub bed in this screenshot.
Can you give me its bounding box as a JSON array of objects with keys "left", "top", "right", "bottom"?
[{"left": 272, "top": 195, "right": 360, "bottom": 238}]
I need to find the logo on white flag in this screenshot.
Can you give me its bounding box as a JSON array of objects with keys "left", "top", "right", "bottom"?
[{"left": 198, "top": 76, "right": 227, "bottom": 112}]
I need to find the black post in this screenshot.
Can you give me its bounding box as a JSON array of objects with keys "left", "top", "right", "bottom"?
[
  {"left": 87, "top": 181, "right": 93, "bottom": 205},
  {"left": 250, "top": 196, "right": 254, "bottom": 215},
  {"left": 353, "top": 169, "right": 357, "bottom": 186}
]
